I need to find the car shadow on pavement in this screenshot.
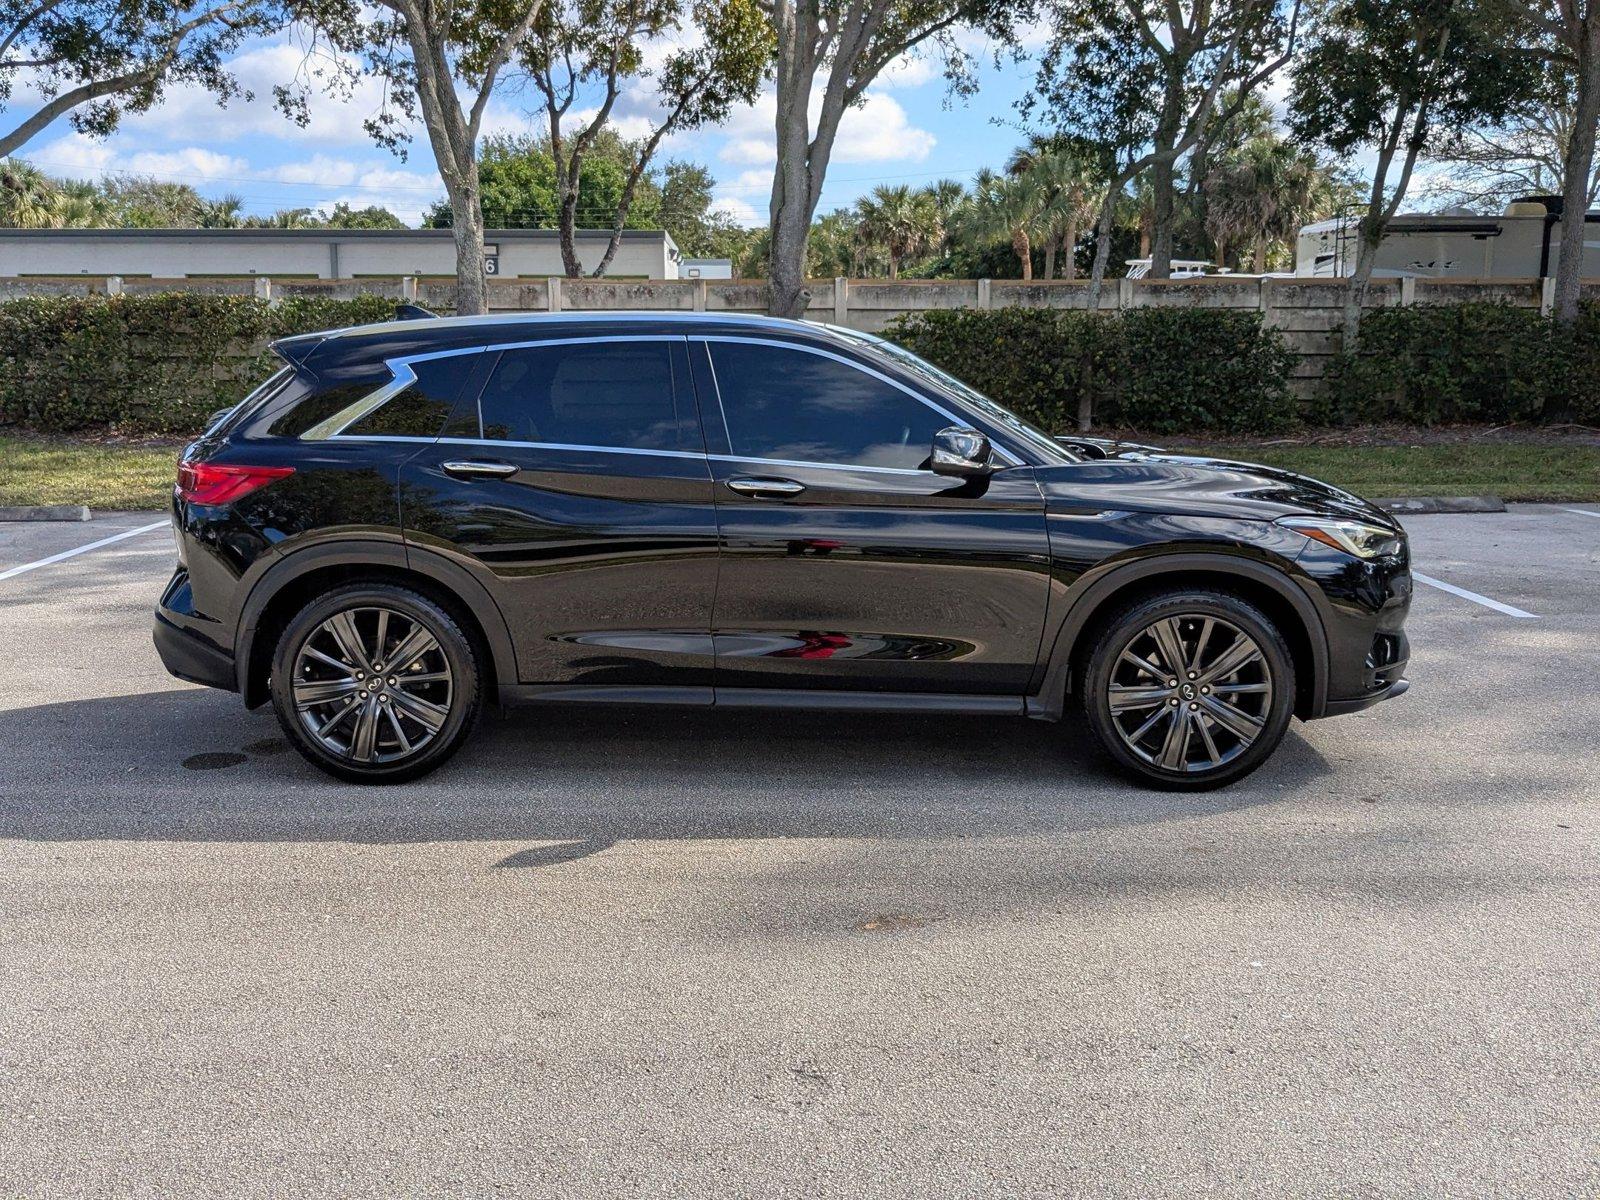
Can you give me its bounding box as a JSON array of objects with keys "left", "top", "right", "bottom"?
[{"left": 0, "top": 688, "right": 1335, "bottom": 863}]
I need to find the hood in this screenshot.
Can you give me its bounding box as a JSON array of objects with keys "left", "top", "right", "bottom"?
[{"left": 1036, "top": 446, "right": 1400, "bottom": 528}]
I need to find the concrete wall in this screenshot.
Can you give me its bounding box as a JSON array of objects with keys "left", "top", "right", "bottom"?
[
  {"left": 4, "top": 273, "right": 1590, "bottom": 396},
  {"left": 0, "top": 229, "right": 678, "bottom": 280}
]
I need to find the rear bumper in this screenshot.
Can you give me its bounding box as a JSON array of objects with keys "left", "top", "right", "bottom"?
[{"left": 153, "top": 566, "right": 237, "bottom": 692}]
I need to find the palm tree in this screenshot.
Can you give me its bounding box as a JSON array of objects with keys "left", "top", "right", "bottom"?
[
  {"left": 959, "top": 169, "right": 1046, "bottom": 280},
  {"left": 0, "top": 160, "right": 60, "bottom": 228},
  {"left": 921, "top": 178, "right": 968, "bottom": 256},
  {"left": 1203, "top": 134, "right": 1327, "bottom": 272},
  {"left": 1026, "top": 150, "right": 1102, "bottom": 280},
  {"left": 198, "top": 194, "right": 245, "bottom": 228},
  {"left": 53, "top": 178, "right": 116, "bottom": 227},
  {"left": 855, "top": 184, "right": 939, "bottom": 278}
]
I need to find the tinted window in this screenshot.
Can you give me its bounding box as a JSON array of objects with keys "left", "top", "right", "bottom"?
[
  {"left": 477, "top": 340, "right": 692, "bottom": 451},
  {"left": 345, "top": 354, "right": 479, "bottom": 438},
  {"left": 709, "top": 342, "right": 945, "bottom": 470}
]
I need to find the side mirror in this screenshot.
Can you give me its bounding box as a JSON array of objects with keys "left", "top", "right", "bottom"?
[{"left": 930, "top": 426, "right": 993, "bottom": 478}]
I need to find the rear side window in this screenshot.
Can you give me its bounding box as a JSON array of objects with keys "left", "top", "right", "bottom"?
[
  {"left": 707, "top": 341, "right": 945, "bottom": 470},
  {"left": 275, "top": 353, "right": 478, "bottom": 440},
  {"left": 476, "top": 340, "right": 694, "bottom": 452}
]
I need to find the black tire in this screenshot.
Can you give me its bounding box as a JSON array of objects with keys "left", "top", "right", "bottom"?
[
  {"left": 269, "top": 583, "right": 483, "bottom": 784},
  {"left": 1081, "top": 589, "right": 1295, "bottom": 791}
]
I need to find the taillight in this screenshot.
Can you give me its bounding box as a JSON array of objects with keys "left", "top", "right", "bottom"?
[{"left": 176, "top": 461, "right": 294, "bottom": 505}]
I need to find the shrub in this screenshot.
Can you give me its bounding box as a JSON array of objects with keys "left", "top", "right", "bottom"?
[
  {"left": 0, "top": 293, "right": 395, "bottom": 434},
  {"left": 885, "top": 305, "right": 1297, "bottom": 434}
]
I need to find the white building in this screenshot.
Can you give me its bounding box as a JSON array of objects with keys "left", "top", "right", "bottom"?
[
  {"left": 0, "top": 227, "right": 683, "bottom": 280},
  {"left": 680, "top": 257, "right": 733, "bottom": 279},
  {"left": 1296, "top": 196, "right": 1600, "bottom": 280}
]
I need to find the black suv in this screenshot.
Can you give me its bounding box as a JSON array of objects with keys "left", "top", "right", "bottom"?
[{"left": 154, "top": 311, "right": 1410, "bottom": 789}]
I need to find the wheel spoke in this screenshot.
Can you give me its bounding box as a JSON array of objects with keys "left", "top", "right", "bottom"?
[
  {"left": 1194, "top": 712, "right": 1223, "bottom": 765},
  {"left": 302, "top": 646, "right": 355, "bottom": 674},
  {"left": 390, "top": 689, "right": 447, "bottom": 733},
  {"left": 1199, "top": 695, "right": 1263, "bottom": 742},
  {"left": 315, "top": 695, "right": 360, "bottom": 738},
  {"left": 386, "top": 624, "right": 440, "bottom": 672},
  {"left": 1211, "top": 682, "right": 1269, "bottom": 695},
  {"left": 1158, "top": 708, "right": 1192, "bottom": 770},
  {"left": 384, "top": 703, "right": 412, "bottom": 754},
  {"left": 395, "top": 671, "right": 450, "bottom": 686},
  {"left": 1109, "top": 685, "right": 1170, "bottom": 712},
  {"left": 350, "top": 698, "right": 381, "bottom": 762},
  {"left": 1128, "top": 705, "right": 1170, "bottom": 744},
  {"left": 1198, "top": 637, "right": 1262, "bottom": 685},
  {"left": 326, "top": 611, "right": 371, "bottom": 671},
  {"left": 1187, "top": 618, "right": 1214, "bottom": 673},
  {"left": 1150, "top": 618, "right": 1188, "bottom": 679},
  {"left": 374, "top": 609, "right": 390, "bottom": 665},
  {"left": 1118, "top": 650, "right": 1167, "bottom": 680},
  {"left": 294, "top": 677, "right": 361, "bottom": 710}
]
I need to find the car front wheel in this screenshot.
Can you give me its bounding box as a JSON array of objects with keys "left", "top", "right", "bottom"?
[
  {"left": 270, "top": 583, "right": 482, "bottom": 784},
  {"left": 1082, "top": 590, "right": 1296, "bottom": 790}
]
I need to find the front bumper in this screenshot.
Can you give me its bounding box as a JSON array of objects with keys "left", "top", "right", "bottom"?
[{"left": 153, "top": 566, "right": 237, "bottom": 692}]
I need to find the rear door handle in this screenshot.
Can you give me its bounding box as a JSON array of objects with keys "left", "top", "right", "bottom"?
[
  {"left": 725, "top": 477, "right": 805, "bottom": 498},
  {"left": 442, "top": 459, "right": 520, "bottom": 479}
]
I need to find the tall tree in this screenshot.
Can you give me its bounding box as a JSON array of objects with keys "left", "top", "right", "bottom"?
[
  {"left": 1426, "top": 82, "right": 1600, "bottom": 211},
  {"left": 300, "top": 0, "right": 547, "bottom": 314},
  {"left": 1202, "top": 131, "right": 1328, "bottom": 270},
  {"left": 1030, "top": 0, "right": 1301, "bottom": 293},
  {"left": 855, "top": 182, "right": 938, "bottom": 276},
  {"left": 759, "top": 0, "right": 1012, "bottom": 317},
  {"left": 960, "top": 167, "right": 1046, "bottom": 279},
  {"left": 1, "top": 0, "right": 277, "bottom": 161},
  {"left": 521, "top": 0, "right": 768, "bottom": 277},
  {"left": 1290, "top": 0, "right": 1534, "bottom": 336},
  {"left": 1492, "top": 0, "right": 1600, "bottom": 322}
]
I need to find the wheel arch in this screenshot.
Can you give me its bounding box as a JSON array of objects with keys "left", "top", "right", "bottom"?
[
  {"left": 1029, "top": 552, "right": 1330, "bottom": 722},
  {"left": 235, "top": 541, "right": 517, "bottom": 709}
]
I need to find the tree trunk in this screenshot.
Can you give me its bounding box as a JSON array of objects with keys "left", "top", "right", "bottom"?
[
  {"left": 1012, "top": 227, "right": 1033, "bottom": 280},
  {"left": 1253, "top": 237, "right": 1268, "bottom": 274},
  {"left": 1043, "top": 243, "right": 1056, "bottom": 280},
  {"left": 1062, "top": 220, "right": 1078, "bottom": 280},
  {"left": 451, "top": 184, "right": 488, "bottom": 315},
  {"left": 1148, "top": 154, "right": 1176, "bottom": 280},
  {"left": 1554, "top": 25, "right": 1600, "bottom": 324},
  {"left": 1086, "top": 188, "right": 1119, "bottom": 312}
]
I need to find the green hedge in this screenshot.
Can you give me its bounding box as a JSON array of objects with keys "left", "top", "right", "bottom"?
[
  {"left": 885, "top": 306, "right": 1298, "bottom": 434},
  {"left": 1318, "top": 302, "right": 1600, "bottom": 426},
  {"left": 0, "top": 293, "right": 395, "bottom": 434}
]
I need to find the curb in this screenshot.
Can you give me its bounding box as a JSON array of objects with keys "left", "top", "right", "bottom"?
[
  {"left": 0, "top": 504, "right": 91, "bottom": 522},
  {"left": 1376, "top": 495, "right": 1506, "bottom": 515}
]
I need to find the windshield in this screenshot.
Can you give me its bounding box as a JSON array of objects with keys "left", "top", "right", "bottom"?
[{"left": 820, "top": 325, "right": 1077, "bottom": 464}]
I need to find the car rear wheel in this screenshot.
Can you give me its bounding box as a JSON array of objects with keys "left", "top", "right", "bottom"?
[
  {"left": 1082, "top": 590, "right": 1295, "bottom": 790},
  {"left": 270, "top": 584, "right": 482, "bottom": 784}
]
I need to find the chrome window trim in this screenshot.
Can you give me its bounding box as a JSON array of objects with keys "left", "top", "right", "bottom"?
[{"left": 697, "top": 335, "right": 1024, "bottom": 469}]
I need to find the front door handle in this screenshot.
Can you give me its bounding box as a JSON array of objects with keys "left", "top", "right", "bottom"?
[
  {"left": 725, "top": 477, "right": 806, "bottom": 498},
  {"left": 442, "top": 459, "right": 520, "bottom": 479}
]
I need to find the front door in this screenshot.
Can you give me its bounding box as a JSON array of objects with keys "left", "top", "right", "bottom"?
[
  {"left": 694, "top": 336, "right": 1051, "bottom": 696},
  {"left": 398, "top": 335, "right": 718, "bottom": 689}
]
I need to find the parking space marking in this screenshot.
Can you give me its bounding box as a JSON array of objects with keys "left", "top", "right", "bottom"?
[
  {"left": 1561, "top": 507, "right": 1600, "bottom": 519},
  {"left": 1412, "top": 570, "right": 1539, "bottom": 619},
  {"left": 0, "top": 520, "right": 169, "bottom": 582}
]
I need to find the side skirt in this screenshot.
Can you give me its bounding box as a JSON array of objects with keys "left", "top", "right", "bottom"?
[{"left": 497, "top": 684, "right": 1027, "bottom": 717}]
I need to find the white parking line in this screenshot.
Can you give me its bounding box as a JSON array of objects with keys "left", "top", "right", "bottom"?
[
  {"left": 0, "top": 520, "right": 169, "bottom": 582},
  {"left": 1412, "top": 570, "right": 1539, "bottom": 619},
  {"left": 1562, "top": 507, "right": 1600, "bottom": 519}
]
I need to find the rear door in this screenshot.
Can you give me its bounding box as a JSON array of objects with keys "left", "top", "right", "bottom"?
[
  {"left": 695, "top": 336, "right": 1051, "bottom": 697},
  {"left": 394, "top": 335, "right": 719, "bottom": 690}
]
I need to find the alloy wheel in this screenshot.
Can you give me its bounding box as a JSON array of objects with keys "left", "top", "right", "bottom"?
[
  {"left": 1105, "top": 614, "right": 1273, "bottom": 774},
  {"left": 291, "top": 606, "right": 454, "bottom": 765}
]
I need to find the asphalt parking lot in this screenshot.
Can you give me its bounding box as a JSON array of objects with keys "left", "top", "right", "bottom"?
[{"left": 1, "top": 506, "right": 1597, "bottom": 1197}]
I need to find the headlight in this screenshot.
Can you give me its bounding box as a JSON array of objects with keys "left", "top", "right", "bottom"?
[{"left": 1276, "top": 515, "right": 1403, "bottom": 559}]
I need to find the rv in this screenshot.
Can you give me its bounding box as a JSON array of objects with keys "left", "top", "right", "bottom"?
[{"left": 1295, "top": 195, "right": 1600, "bottom": 280}]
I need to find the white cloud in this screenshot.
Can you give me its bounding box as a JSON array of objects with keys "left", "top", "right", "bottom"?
[
  {"left": 877, "top": 53, "right": 938, "bottom": 90},
  {"left": 269, "top": 153, "right": 360, "bottom": 185},
  {"left": 717, "top": 90, "right": 935, "bottom": 167},
  {"left": 709, "top": 194, "right": 762, "bottom": 226},
  {"left": 122, "top": 148, "right": 249, "bottom": 178}
]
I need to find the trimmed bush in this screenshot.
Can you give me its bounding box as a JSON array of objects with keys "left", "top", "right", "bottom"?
[
  {"left": 885, "top": 305, "right": 1298, "bottom": 434},
  {"left": 0, "top": 293, "right": 395, "bottom": 434}
]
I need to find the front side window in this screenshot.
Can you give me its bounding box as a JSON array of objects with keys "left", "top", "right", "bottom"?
[
  {"left": 476, "top": 340, "right": 693, "bottom": 452},
  {"left": 708, "top": 341, "right": 946, "bottom": 470}
]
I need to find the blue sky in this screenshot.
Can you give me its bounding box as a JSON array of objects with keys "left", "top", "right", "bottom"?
[{"left": 11, "top": 27, "right": 1046, "bottom": 228}]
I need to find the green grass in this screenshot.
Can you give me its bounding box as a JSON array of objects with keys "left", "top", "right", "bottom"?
[
  {"left": 1185, "top": 443, "right": 1600, "bottom": 502},
  {"left": 2, "top": 434, "right": 1597, "bottom": 511},
  {"left": 0, "top": 436, "right": 180, "bottom": 510}
]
